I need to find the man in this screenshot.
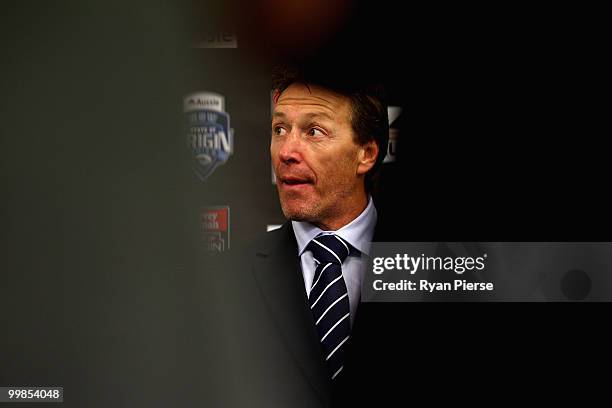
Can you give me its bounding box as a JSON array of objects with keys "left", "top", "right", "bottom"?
[
  {"left": 251, "top": 66, "right": 391, "bottom": 405},
  {"left": 201, "top": 66, "right": 393, "bottom": 408},
  {"left": 269, "top": 65, "right": 389, "bottom": 388}
]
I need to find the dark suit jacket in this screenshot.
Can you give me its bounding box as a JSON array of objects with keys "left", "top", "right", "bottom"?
[{"left": 199, "top": 218, "right": 410, "bottom": 407}]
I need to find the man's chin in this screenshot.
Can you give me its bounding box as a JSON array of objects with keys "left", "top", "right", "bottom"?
[{"left": 280, "top": 203, "right": 317, "bottom": 223}]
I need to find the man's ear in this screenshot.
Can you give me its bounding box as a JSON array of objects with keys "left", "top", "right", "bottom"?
[{"left": 357, "top": 140, "right": 379, "bottom": 176}]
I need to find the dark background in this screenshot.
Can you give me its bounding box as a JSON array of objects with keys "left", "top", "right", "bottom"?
[{"left": 1, "top": 1, "right": 609, "bottom": 407}]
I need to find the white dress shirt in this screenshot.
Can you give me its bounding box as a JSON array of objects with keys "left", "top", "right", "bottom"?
[{"left": 291, "top": 196, "right": 377, "bottom": 327}]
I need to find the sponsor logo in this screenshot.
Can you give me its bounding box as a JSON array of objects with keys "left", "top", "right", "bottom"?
[
  {"left": 384, "top": 106, "right": 401, "bottom": 163},
  {"left": 185, "top": 92, "right": 233, "bottom": 181},
  {"left": 202, "top": 206, "right": 230, "bottom": 252},
  {"left": 193, "top": 32, "right": 238, "bottom": 49}
]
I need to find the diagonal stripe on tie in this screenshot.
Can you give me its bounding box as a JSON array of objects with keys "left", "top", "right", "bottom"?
[
  {"left": 311, "top": 263, "right": 332, "bottom": 293},
  {"left": 310, "top": 275, "right": 344, "bottom": 309}
]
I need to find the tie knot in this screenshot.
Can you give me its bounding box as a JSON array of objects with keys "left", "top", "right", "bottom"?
[{"left": 307, "top": 234, "right": 351, "bottom": 265}]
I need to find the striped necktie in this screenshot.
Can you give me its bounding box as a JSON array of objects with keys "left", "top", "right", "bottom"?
[{"left": 306, "top": 234, "right": 352, "bottom": 381}]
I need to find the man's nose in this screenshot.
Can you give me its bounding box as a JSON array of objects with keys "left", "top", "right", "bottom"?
[{"left": 277, "top": 130, "right": 303, "bottom": 164}]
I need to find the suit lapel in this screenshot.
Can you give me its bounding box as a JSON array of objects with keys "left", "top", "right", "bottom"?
[{"left": 251, "top": 222, "right": 331, "bottom": 407}]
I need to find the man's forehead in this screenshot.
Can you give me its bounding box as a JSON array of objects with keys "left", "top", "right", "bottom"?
[{"left": 274, "top": 83, "right": 349, "bottom": 116}]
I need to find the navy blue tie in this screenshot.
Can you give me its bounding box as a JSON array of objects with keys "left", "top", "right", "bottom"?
[{"left": 307, "top": 234, "right": 351, "bottom": 381}]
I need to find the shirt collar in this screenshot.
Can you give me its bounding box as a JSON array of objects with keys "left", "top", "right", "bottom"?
[{"left": 292, "top": 196, "right": 377, "bottom": 257}]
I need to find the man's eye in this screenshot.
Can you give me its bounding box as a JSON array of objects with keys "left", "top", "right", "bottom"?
[
  {"left": 273, "top": 126, "right": 287, "bottom": 136},
  {"left": 308, "top": 128, "right": 325, "bottom": 137}
]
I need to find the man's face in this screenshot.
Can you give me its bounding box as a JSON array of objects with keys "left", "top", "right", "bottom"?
[{"left": 271, "top": 83, "right": 373, "bottom": 230}]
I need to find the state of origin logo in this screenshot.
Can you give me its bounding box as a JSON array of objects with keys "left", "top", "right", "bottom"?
[{"left": 184, "top": 92, "right": 234, "bottom": 181}]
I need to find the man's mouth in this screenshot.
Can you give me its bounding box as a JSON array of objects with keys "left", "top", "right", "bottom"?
[{"left": 279, "top": 176, "right": 313, "bottom": 188}]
